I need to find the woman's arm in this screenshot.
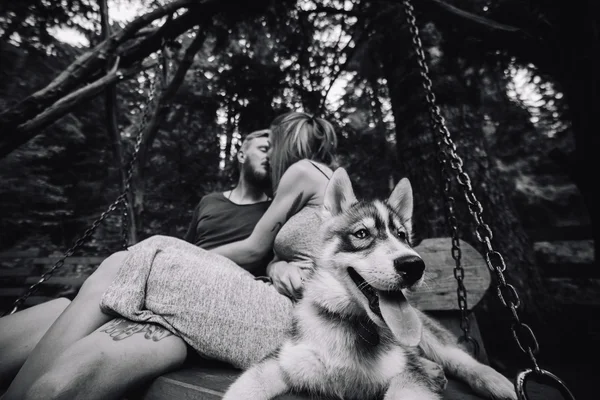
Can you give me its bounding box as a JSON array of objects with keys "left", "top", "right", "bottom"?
[
  {"left": 211, "top": 162, "right": 314, "bottom": 266},
  {"left": 268, "top": 255, "right": 313, "bottom": 300}
]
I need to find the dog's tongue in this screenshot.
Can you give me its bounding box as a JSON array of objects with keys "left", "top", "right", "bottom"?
[{"left": 378, "top": 291, "right": 422, "bottom": 347}]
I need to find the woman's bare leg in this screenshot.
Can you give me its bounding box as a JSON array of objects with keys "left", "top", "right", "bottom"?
[
  {"left": 0, "top": 298, "right": 70, "bottom": 387},
  {"left": 21, "top": 318, "right": 187, "bottom": 400},
  {"left": 2, "top": 251, "right": 129, "bottom": 399}
]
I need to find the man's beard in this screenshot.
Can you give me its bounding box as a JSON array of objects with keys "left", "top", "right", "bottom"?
[{"left": 242, "top": 163, "right": 271, "bottom": 193}]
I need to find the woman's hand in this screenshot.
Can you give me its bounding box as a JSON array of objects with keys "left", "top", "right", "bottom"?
[{"left": 267, "top": 259, "right": 312, "bottom": 300}]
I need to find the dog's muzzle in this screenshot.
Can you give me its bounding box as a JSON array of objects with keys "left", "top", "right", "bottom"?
[
  {"left": 393, "top": 256, "right": 425, "bottom": 287},
  {"left": 347, "top": 267, "right": 383, "bottom": 317}
]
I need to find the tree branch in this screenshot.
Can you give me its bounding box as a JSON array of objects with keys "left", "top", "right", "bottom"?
[
  {"left": 13, "top": 61, "right": 156, "bottom": 144},
  {"left": 0, "top": 0, "right": 251, "bottom": 158},
  {"left": 136, "top": 27, "right": 208, "bottom": 173},
  {"left": 302, "top": 5, "right": 365, "bottom": 18},
  {"left": 131, "top": 27, "right": 208, "bottom": 224},
  {"left": 0, "top": 0, "right": 199, "bottom": 133},
  {"left": 426, "top": 0, "right": 521, "bottom": 33},
  {"left": 318, "top": 15, "right": 372, "bottom": 114}
]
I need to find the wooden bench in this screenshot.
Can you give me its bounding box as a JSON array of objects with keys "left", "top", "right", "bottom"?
[
  {"left": 0, "top": 254, "right": 106, "bottom": 308},
  {"left": 133, "top": 238, "right": 495, "bottom": 400},
  {"left": 6, "top": 239, "right": 551, "bottom": 399}
]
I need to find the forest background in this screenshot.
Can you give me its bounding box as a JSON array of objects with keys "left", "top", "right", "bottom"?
[{"left": 0, "top": 0, "right": 597, "bottom": 398}]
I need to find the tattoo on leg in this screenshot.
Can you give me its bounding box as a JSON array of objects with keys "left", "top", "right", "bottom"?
[{"left": 100, "top": 318, "right": 174, "bottom": 342}]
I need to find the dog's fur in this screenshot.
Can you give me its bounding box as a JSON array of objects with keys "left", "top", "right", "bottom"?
[{"left": 223, "top": 168, "right": 516, "bottom": 400}]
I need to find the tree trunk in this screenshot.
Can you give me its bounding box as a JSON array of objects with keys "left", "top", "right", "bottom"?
[
  {"left": 128, "top": 28, "right": 208, "bottom": 239},
  {"left": 223, "top": 98, "right": 236, "bottom": 176},
  {"left": 100, "top": 0, "right": 138, "bottom": 245}
]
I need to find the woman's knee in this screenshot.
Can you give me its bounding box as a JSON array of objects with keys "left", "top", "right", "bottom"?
[
  {"left": 22, "top": 360, "right": 101, "bottom": 400},
  {"left": 46, "top": 297, "right": 71, "bottom": 312},
  {"left": 22, "top": 345, "right": 113, "bottom": 400},
  {"left": 77, "top": 251, "right": 128, "bottom": 300},
  {"left": 23, "top": 332, "right": 187, "bottom": 400}
]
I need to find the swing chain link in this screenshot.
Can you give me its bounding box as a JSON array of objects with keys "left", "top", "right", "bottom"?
[
  {"left": 402, "top": 1, "right": 576, "bottom": 398},
  {"left": 2, "top": 57, "right": 164, "bottom": 317},
  {"left": 401, "top": 0, "right": 475, "bottom": 355},
  {"left": 438, "top": 140, "right": 477, "bottom": 354}
]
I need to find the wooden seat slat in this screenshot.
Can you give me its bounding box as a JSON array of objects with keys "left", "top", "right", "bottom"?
[
  {"left": 0, "top": 266, "right": 35, "bottom": 279},
  {"left": 0, "top": 288, "right": 25, "bottom": 297},
  {"left": 24, "top": 276, "right": 88, "bottom": 287},
  {"left": 139, "top": 315, "right": 490, "bottom": 400},
  {"left": 410, "top": 238, "right": 490, "bottom": 311},
  {"left": 2, "top": 238, "right": 505, "bottom": 399},
  {"left": 31, "top": 256, "right": 106, "bottom": 265}
]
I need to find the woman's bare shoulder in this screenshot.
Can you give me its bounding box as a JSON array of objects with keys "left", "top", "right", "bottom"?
[
  {"left": 287, "top": 159, "right": 332, "bottom": 175},
  {"left": 278, "top": 160, "right": 325, "bottom": 195}
]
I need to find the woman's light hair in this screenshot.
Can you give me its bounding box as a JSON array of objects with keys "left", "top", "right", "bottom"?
[{"left": 269, "top": 112, "right": 338, "bottom": 194}]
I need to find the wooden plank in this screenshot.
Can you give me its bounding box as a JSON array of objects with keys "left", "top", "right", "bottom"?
[
  {"left": 0, "top": 287, "right": 25, "bottom": 297},
  {"left": 32, "top": 256, "right": 106, "bottom": 265},
  {"left": 544, "top": 277, "right": 600, "bottom": 305},
  {"left": 0, "top": 266, "right": 35, "bottom": 278},
  {"left": 534, "top": 240, "right": 593, "bottom": 265},
  {"left": 0, "top": 249, "right": 41, "bottom": 258},
  {"left": 409, "top": 238, "right": 491, "bottom": 311},
  {"left": 24, "top": 275, "right": 88, "bottom": 287},
  {"left": 141, "top": 314, "right": 494, "bottom": 400}
]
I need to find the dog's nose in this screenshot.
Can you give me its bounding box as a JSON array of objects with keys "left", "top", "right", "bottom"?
[{"left": 394, "top": 256, "right": 425, "bottom": 285}]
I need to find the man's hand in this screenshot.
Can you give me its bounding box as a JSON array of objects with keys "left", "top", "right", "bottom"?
[{"left": 267, "top": 259, "right": 312, "bottom": 300}]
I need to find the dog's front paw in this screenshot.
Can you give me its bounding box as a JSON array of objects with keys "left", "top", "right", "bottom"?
[
  {"left": 470, "top": 365, "right": 517, "bottom": 400},
  {"left": 420, "top": 358, "right": 447, "bottom": 393}
]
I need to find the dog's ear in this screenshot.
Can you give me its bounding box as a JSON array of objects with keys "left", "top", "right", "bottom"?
[
  {"left": 324, "top": 168, "right": 357, "bottom": 216},
  {"left": 388, "top": 178, "right": 413, "bottom": 233}
]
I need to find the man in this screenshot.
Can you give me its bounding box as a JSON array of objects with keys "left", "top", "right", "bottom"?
[
  {"left": 184, "top": 129, "right": 273, "bottom": 276},
  {"left": 0, "top": 129, "right": 302, "bottom": 391}
]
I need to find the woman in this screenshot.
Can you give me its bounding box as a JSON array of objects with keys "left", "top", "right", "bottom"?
[{"left": 1, "top": 111, "right": 338, "bottom": 400}]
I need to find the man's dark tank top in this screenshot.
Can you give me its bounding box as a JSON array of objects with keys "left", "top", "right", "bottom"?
[{"left": 184, "top": 192, "right": 271, "bottom": 275}]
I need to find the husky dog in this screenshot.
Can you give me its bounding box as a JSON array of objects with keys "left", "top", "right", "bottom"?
[{"left": 223, "top": 168, "right": 516, "bottom": 400}]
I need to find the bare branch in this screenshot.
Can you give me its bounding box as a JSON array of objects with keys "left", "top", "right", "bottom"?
[
  {"left": 0, "top": 0, "right": 199, "bottom": 134},
  {"left": 136, "top": 27, "right": 208, "bottom": 172},
  {"left": 15, "top": 62, "right": 149, "bottom": 137},
  {"left": 130, "top": 27, "right": 208, "bottom": 221},
  {"left": 0, "top": 0, "right": 250, "bottom": 157},
  {"left": 112, "top": 0, "right": 200, "bottom": 45},
  {"left": 302, "top": 5, "right": 365, "bottom": 18},
  {"left": 427, "top": 0, "right": 521, "bottom": 33}
]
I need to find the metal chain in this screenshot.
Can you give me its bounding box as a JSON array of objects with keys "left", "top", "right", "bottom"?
[
  {"left": 401, "top": 1, "right": 576, "bottom": 398},
  {"left": 400, "top": 0, "right": 476, "bottom": 355},
  {"left": 2, "top": 59, "right": 163, "bottom": 317},
  {"left": 437, "top": 141, "right": 480, "bottom": 357}
]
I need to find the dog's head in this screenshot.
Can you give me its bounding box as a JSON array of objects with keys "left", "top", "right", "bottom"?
[{"left": 318, "top": 168, "right": 424, "bottom": 347}]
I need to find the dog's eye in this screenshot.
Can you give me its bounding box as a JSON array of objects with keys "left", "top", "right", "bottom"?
[
  {"left": 353, "top": 229, "right": 370, "bottom": 239},
  {"left": 396, "top": 229, "right": 407, "bottom": 241}
]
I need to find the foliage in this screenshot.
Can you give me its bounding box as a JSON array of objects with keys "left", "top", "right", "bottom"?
[{"left": 0, "top": 0, "right": 586, "bottom": 253}]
